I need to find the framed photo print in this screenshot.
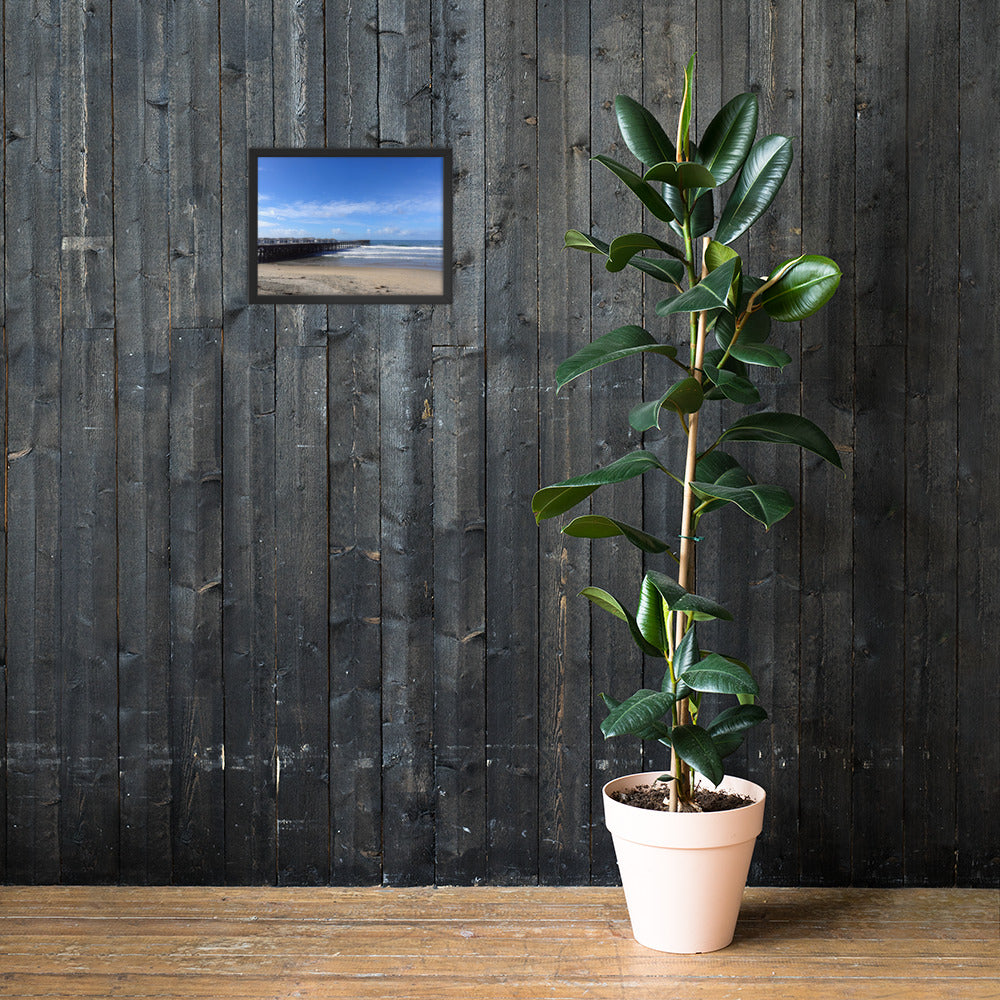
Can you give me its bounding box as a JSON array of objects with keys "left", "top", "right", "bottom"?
[{"left": 249, "top": 147, "right": 452, "bottom": 305}]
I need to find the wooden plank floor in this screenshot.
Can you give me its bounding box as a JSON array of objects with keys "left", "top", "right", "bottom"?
[{"left": 0, "top": 887, "right": 996, "bottom": 999}]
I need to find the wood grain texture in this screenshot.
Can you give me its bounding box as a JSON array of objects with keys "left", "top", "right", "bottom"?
[
  {"left": 483, "top": 0, "right": 540, "bottom": 884},
  {"left": 536, "top": 0, "right": 592, "bottom": 885},
  {"left": 169, "top": 328, "right": 225, "bottom": 883},
  {"left": 167, "top": 0, "right": 222, "bottom": 328},
  {"left": 4, "top": 0, "right": 64, "bottom": 885},
  {"left": 113, "top": 0, "right": 174, "bottom": 886},
  {"left": 325, "top": 0, "right": 383, "bottom": 888},
  {"left": 0, "top": 887, "right": 995, "bottom": 999},
  {"left": 957, "top": 0, "right": 1000, "bottom": 889},
  {"left": 587, "top": 0, "right": 647, "bottom": 884},
  {"left": 271, "top": 0, "right": 332, "bottom": 887},
  {"left": 852, "top": 0, "right": 908, "bottom": 887},
  {"left": 58, "top": 330, "right": 118, "bottom": 882},
  {"left": 799, "top": 0, "right": 855, "bottom": 885},
  {"left": 376, "top": 0, "right": 437, "bottom": 887},
  {"left": 219, "top": 0, "right": 278, "bottom": 886},
  {"left": 0, "top": 0, "right": 996, "bottom": 890},
  {"left": 740, "top": 0, "right": 804, "bottom": 885},
  {"left": 903, "top": 0, "right": 960, "bottom": 886},
  {"left": 430, "top": 0, "right": 488, "bottom": 886}
]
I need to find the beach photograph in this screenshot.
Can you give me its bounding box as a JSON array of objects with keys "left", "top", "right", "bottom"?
[{"left": 249, "top": 149, "right": 451, "bottom": 304}]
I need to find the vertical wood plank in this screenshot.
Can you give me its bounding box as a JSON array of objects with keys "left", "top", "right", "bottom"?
[
  {"left": 169, "top": 328, "right": 225, "bottom": 883},
  {"left": 904, "top": 0, "right": 959, "bottom": 886},
  {"left": 4, "top": 0, "right": 63, "bottom": 884},
  {"left": 113, "top": 0, "right": 173, "bottom": 884},
  {"left": 431, "top": 345, "right": 487, "bottom": 883},
  {"left": 271, "top": 0, "right": 331, "bottom": 886},
  {"left": 60, "top": 0, "right": 113, "bottom": 329},
  {"left": 739, "top": 0, "right": 804, "bottom": 885},
  {"left": 377, "top": 0, "right": 437, "bottom": 888},
  {"left": 430, "top": 0, "right": 488, "bottom": 885},
  {"left": 587, "top": 0, "right": 646, "bottom": 885},
  {"left": 484, "top": 0, "right": 539, "bottom": 885},
  {"left": 56, "top": 0, "right": 117, "bottom": 884},
  {"left": 325, "top": 0, "right": 383, "bottom": 886},
  {"left": 536, "top": 0, "right": 592, "bottom": 885},
  {"left": 58, "top": 329, "right": 118, "bottom": 881},
  {"left": 168, "top": 0, "right": 223, "bottom": 328},
  {"left": 852, "top": 0, "right": 907, "bottom": 886},
  {"left": 799, "top": 0, "right": 856, "bottom": 885},
  {"left": 220, "top": 0, "right": 278, "bottom": 885},
  {"left": 957, "top": 0, "right": 1000, "bottom": 890}
]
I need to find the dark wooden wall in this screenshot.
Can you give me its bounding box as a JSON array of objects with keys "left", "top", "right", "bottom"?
[{"left": 1, "top": 0, "right": 996, "bottom": 888}]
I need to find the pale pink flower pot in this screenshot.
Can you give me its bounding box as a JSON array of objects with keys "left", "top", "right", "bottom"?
[{"left": 603, "top": 771, "right": 766, "bottom": 953}]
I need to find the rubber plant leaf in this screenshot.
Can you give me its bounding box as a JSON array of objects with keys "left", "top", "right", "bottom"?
[
  {"left": 532, "top": 450, "right": 666, "bottom": 522},
  {"left": 562, "top": 515, "right": 676, "bottom": 557},
  {"left": 717, "top": 411, "right": 843, "bottom": 469},
  {"left": 614, "top": 94, "right": 676, "bottom": 166},
  {"left": 670, "top": 724, "right": 724, "bottom": 787},
  {"left": 556, "top": 325, "right": 677, "bottom": 391},
  {"left": 697, "top": 92, "right": 759, "bottom": 184},
  {"left": 715, "top": 134, "right": 794, "bottom": 244}
]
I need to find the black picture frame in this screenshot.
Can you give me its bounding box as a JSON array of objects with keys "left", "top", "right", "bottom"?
[{"left": 248, "top": 147, "right": 453, "bottom": 305}]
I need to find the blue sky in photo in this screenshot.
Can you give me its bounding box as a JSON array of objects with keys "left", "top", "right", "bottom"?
[{"left": 257, "top": 154, "right": 444, "bottom": 240}]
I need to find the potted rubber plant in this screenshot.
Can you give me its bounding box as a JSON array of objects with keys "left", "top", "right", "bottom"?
[{"left": 532, "top": 56, "right": 842, "bottom": 953}]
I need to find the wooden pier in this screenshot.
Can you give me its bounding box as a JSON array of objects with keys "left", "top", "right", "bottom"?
[{"left": 257, "top": 238, "right": 370, "bottom": 263}]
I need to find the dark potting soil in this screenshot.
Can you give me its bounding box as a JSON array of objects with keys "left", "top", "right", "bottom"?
[{"left": 610, "top": 783, "right": 754, "bottom": 813}]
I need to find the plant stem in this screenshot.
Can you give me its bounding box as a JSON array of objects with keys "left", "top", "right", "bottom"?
[{"left": 669, "top": 237, "right": 711, "bottom": 812}]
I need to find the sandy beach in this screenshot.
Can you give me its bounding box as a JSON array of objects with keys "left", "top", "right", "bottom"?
[{"left": 257, "top": 260, "right": 444, "bottom": 299}]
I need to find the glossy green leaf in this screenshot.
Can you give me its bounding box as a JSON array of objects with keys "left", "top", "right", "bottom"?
[
  {"left": 643, "top": 160, "right": 717, "bottom": 189},
  {"left": 682, "top": 653, "right": 759, "bottom": 696},
  {"left": 532, "top": 450, "right": 666, "bottom": 522},
  {"left": 653, "top": 291, "right": 681, "bottom": 315},
  {"left": 644, "top": 570, "right": 734, "bottom": 622},
  {"left": 705, "top": 240, "right": 739, "bottom": 272},
  {"left": 564, "top": 229, "right": 610, "bottom": 255},
  {"left": 714, "top": 307, "right": 771, "bottom": 350},
  {"left": 702, "top": 364, "right": 760, "bottom": 404},
  {"left": 707, "top": 703, "right": 768, "bottom": 738},
  {"left": 711, "top": 731, "right": 745, "bottom": 759},
  {"left": 629, "top": 377, "right": 704, "bottom": 431},
  {"left": 602, "top": 689, "right": 675, "bottom": 739},
  {"left": 695, "top": 449, "right": 748, "bottom": 486},
  {"left": 690, "top": 480, "right": 794, "bottom": 529},
  {"left": 728, "top": 343, "right": 792, "bottom": 368},
  {"left": 582, "top": 588, "right": 663, "bottom": 658},
  {"left": 556, "top": 325, "right": 678, "bottom": 391},
  {"left": 606, "top": 232, "right": 686, "bottom": 272},
  {"left": 600, "top": 693, "right": 670, "bottom": 742},
  {"left": 688, "top": 188, "right": 715, "bottom": 239},
  {"left": 614, "top": 95, "right": 676, "bottom": 166},
  {"left": 700, "top": 349, "right": 751, "bottom": 401},
  {"left": 718, "top": 412, "right": 843, "bottom": 469},
  {"left": 671, "top": 724, "right": 724, "bottom": 786},
  {"left": 657, "top": 258, "right": 739, "bottom": 316},
  {"left": 672, "top": 625, "right": 700, "bottom": 699},
  {"left": 628, "top": 255, "right": 686, "bottom": 285},
  {"left": 715, "top": 134, "right": 794, "bottom": 244},
  {"left": 692, "top": 450, "right": 752, "bottom": 514},
  {"left": 561, "top": 515, "right": 676, "bottom": 557},
  {"left": 636, "top": 575, "right": 669, "bottom": 653},
  {"left": 698, "top": 92, "right": 759, "bottom": 184},
  {"left": 592, "top": 155, "right": 675, "bottom": 223},
  {"left": 760, "top": 255, "right": 842, "bottom": 321},
  {"left": 676, "top": 55, "right": 695, "bottom": 161}
]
